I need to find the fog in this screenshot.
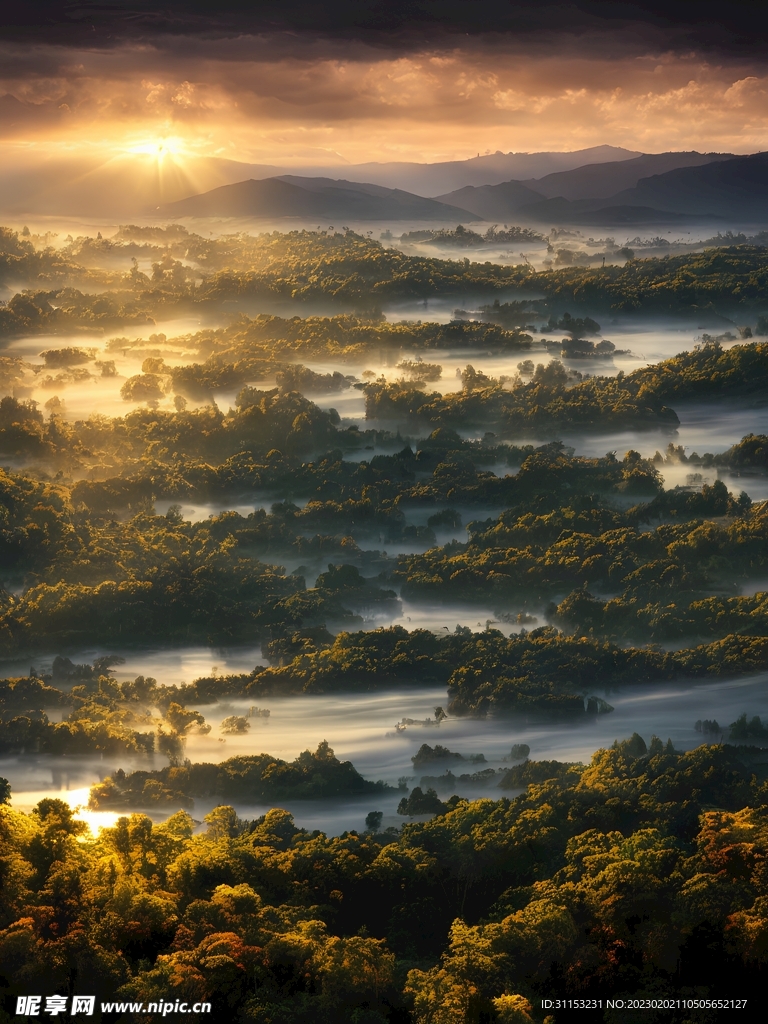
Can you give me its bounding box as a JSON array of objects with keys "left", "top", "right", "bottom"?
[
  {"left": 4, "top": 217, "right": 768, "bottom": 837},
  {"left": 5, "top": 669, "right": 768, "bottom": 836},
  {"left": 10, "top": 315, "right": 763, "bottom": 475}
]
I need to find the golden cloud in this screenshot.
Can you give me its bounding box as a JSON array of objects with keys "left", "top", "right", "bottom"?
[{"left": 0, "top": 34, "right": 766, "bottom": 164}]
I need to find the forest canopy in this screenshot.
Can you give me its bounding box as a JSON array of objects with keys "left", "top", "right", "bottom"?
[
  {"left": 4, "top": 223, "right": 768, "bottom": 1020},
  {"left": 3, "top": 738, "right": 768, "bottom": 1019},
  {"left": 4, "top": 228, "right": 768, "bottom": 337}
]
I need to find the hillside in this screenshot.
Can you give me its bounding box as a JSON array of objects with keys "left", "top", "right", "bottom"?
[
  {"left": 432, "top": 180, "right": 546, "bottom": 219},
  {"left": 615, "top": 152, "right": 768, "bottom": 218},
  {"left": 341, "top": 145, "right": 639, "bottom": 194},
  {"left": 442, "top": 153, "right": 768, "bottom": 225},
  {"left": 160, "top": 175, "right": 478, "bottom": 221},
  {"left": 520, "top": 151, "right": 732, "bottom": 200}
]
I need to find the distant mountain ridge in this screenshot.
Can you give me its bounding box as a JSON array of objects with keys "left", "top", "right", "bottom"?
[
  {"left": 0, "top": 145, "right": 643, "bottom": 216},
  {"left": 614, "top": 153, "right": 768, "bottom": 218},
  {"left": 162, "top": 151, "right": 764, "bottom": 227},
  {"left": 431, "top": 180, "right": 546, "bottom": 220},
  {"left": 435, "top": 152, "right": 768, "bottom": 225},
  {"left": 336, "top": 146, "right": 640, "bottom": 195},
  {"left": 1, "top": 146, "right": 754, "bottom": 220},
  {"left": 516, "top": 151, "right": 733, "bottom": 200},
  {"left": 160, "top": 176, "right": 479, "bottom": 221}
]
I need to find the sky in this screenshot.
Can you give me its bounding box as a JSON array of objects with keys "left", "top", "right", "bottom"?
[{"left": 1, "top": 1, "right": 767, "bottom": 173}]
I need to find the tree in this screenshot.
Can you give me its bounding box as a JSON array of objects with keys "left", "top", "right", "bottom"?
[
  {"left": 220, "top": 716, "right": 250, "bottom": 735},
  {"left": 493, "top": 994, "right": 534, "bottom": 1023},
  {"left": 365, "top": 811, "right": 383, "bottom": 832},
  {"left": 165, "top": 702, "right": 209, "bottom": 735},
  {"left": 397, "top": 787, "right": 446, "bottom": 816}
]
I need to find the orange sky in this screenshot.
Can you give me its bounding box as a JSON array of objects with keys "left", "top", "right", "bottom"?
[{"left": 1, "top": 9, "right": 767, "bottom": 169}]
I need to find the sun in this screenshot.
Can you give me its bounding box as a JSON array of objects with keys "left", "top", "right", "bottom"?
[{"left": 124, "top": 135, "right": 188, "bottom": 164}]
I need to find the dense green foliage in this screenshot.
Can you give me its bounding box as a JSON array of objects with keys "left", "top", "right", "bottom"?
[
  {"left": 365, "top": 340, "right": 768, "bottom": 433},
  {"left": 5, "top": 228, "right": 768, "bottom": 337},
  {"left": 396, "top": 480, "right": 762, "bottom": 641},
  {"left": 0, "top": 665, "right": 202, "bottom": 757},
  {"left": 535, "top": 244, "right": 768, "bottom": 314},
  {"left": 89, "top": 742, "right": 391, "bottom": 810},
  {"left": 238, "top": 623, "right": 768, "bottom": 715},
  {"left": 0, "top": 366, "right": 766, "bottom": 697},
  {"left": 4, "top": 739, "right": 768, "bottom": 1020},
  {"left": 5, "top": 223, "right": 768, "bottom": 1017},
  {"left": 402, "top": 225, "right": 545, "bottom": 247},
  {"left": 0, "top": 227, "right": 535, "bottom": 336}
]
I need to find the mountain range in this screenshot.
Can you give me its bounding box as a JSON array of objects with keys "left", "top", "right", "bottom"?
[
  {"left": 162, "top": 151, "right": 768, "bottom": 226},
  {"left": 433, "top": 151, "right": 731, "bottom": 219},
  {"left": 160, "top": 176, "right": 479, "bottom": 221},
  {"left": 324, "top": 146, "right": 640, "bottom": 195},
  {"left": 433, "top": 151, "right": 749, "bottom": 223},
  {"left": 517, "top": 152, "right": 768, "bottom": 224},
  {"left": 516, "top": 152, "right": 732, "bottom": 201},
  {"left": 0, "top": 146, "right": 640, "bottom": 218},
  {"left": 613, "top": 153, "right": 768, "bottom": 219},
  {"left": 3, "top": 146, "right": 768, "bottom": 226}
]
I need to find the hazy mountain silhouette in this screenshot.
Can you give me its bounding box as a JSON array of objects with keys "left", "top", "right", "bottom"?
[
  {"left": 434, "top": 152, "right": 768, "bottom": 225},
  {"left": 161, "top": 154, "right": 768, "bottom": 225},
  {"left": 160, "top": 176, "right": 478, "bottom": 221},
  {"left": 515, "top": 199, "right": 700, "bottom": 225},
  {"left": 0, "top": 154, "right": 286, "bottom": 217},
  {"left": 516, "top": 153, "right": 768, "bottom": 223},
  {"left": 333, "top": 146, "right": 639, "bottom": 195},
  {"left": 0, "top": 149, "right": 633, "bottom": 216},
  {"left": 2, "top": 148, "right": 764, "bottom": 224},
  {"left": 518, "top": 151, "right": 733, "bottom": 200},
  {"left": 432, "top": 180, "right": 546, "bottom": 219},
  {"left": 612, "top": 153, "right": 768, "bottom": 218}
]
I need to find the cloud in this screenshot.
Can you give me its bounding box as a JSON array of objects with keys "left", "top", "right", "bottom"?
[
  {"left": 0, "top": 6, "right": 767, "bottom": 165},
  {"left": 4, "top": 2, "right": 766, "bottom": 58}
]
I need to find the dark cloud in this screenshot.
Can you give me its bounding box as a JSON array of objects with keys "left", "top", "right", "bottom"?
[
  {"left": 4, "top": 1, "right": 767, "bottom": 58},
  {"left": 1, "top": 1, "right": 766, "bottom": 162}
]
